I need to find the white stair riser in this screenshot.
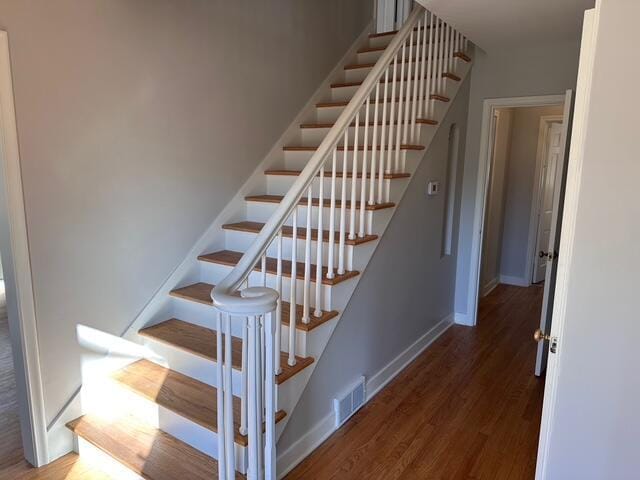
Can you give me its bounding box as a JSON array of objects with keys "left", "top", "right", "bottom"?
[
  {"left": 170, "top": 295, "right": 309, "bottom": 355},
  {"left": 299, "top": 122, "right": 435, "bottom": 144},
  {"left": 330, "top": 76, "right": 457, "bottom": 102},
  {"left": 265, "top": 174, "right": 408, "bottom": 204},
  {"left": 199, "top": 261, "right": 351, "bottom": 312},
  {"left": 356, "top": 41, "right": 443, "bottom": 65},
  {"left": 343, "top": 58, "right": 461, "bottom": 84},
  {"left": 245, "top": 200, "right": 392, "bottom": 235},
  {"left": 283, "top": 148, "right": 425, "bottom": 172},
  {"left": 315, "top": 96, "right": 449, "bottom": 124}
]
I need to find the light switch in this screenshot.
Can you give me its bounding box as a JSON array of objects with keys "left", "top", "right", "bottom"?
[{"left": 427, "top": 181, "right": 440, "bottom": 196}]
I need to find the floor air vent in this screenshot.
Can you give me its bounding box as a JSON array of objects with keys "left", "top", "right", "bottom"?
[{"left": 334, "top": 376, "right": 366, "bottom": 428}]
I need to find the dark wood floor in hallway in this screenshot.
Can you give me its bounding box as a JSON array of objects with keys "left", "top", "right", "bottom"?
[{"left": 286, "top": 284, "right": 545, "bottom": 480}]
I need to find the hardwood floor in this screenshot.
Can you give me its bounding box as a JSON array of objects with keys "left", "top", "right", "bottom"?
[
  {"left": 0, "top": 284, "right": 543, "bottom": 479},
  {"left": 286, "top": 284, "right": 545, "bottom": 480}
]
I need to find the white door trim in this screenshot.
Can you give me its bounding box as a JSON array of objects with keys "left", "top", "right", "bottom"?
[
  {"left": 535, "top": 4, "right": 601, "bottom": 478},
  {"left": 528, "top": 114, "right": 564, "bottom": 285},
  {"left": 465, "top": 94, "right": 566, "bottom": 327},
  {"left": 0, "top": 31, "right": 49, "bottom": 466}
]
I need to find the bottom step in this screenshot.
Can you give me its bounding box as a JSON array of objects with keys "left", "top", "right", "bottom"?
[{"left": 67, "top": 415, "right": 244, "bottom": 480}]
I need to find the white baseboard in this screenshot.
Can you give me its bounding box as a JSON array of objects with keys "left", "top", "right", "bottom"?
[
  {"left": 454, "top": 311, "right": 474, "bottom": 326},
  {"left": 481, "top": 277, "right": 499, "bottom": 297},
  {"left": 499, "top": 274, "right": 530, "bottom": 287},
  {"left": 276, "top": 313, "right": 454, "bottom": 478}
]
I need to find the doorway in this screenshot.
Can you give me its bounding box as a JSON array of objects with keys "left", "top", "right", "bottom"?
[{"left": 471, "top": 92, "right": 574, "bottom": 374}]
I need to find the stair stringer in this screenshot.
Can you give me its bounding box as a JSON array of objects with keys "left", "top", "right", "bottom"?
[{"left": 273, "top": 58, "right": 473, "bottom": 441}]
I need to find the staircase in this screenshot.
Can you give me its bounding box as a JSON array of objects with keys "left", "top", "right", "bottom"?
[{"left": 65, "top": 6, "right": 472, "bottom": 480}]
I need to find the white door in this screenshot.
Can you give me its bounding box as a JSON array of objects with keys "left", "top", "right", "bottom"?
[
  {"left": 533, "top": 122, "right": 564, "bottom": 284},
  {"left": 534, "top": 90, "right": 574, "bottom": 376}
]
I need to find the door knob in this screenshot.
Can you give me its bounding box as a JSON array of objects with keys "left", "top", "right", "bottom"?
[
  {"left": 534, "top": 328, "right": 551, "bottom": 342},
  {"left": 538, "top": 250, "right": 549, "bottom": 258}
]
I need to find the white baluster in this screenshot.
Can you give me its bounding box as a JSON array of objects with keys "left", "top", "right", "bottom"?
[
  {"left": 388, "top": 56, "right": 398, "bottom": 175},
  {"left": 264, "top": 312, "right": 277, "bottom": 479},
  {"left": 449, "top": 25, "right": 455, "bottom": 73},
  {"left": 426, "top": 14, "right": 435, "bottom": 118},
  {"left": 302, "top": 186, "right": 312, "bottom": 324},
  {"left": 338, "top": 130, "right": 348, "bottom": 275},
  {"left": 444, "top": 23, "right": 450, "bottom": 82},
  {"left": 437, "top": 19, "right": 444, "bottom": 95},
  {"left": 288, "top": 209, "right": 297, "bottom": 366},
  {"left": 369, "top": 83, "right": 380, "bottom": 207},
  {"left": 394, "top": 43, "right": 406, "bottom": 173},
  {"left": 223, "top": 313, "right": 235, "bottom": 480},
  {"left": 215, "top": 312, "right": 226, "bottom": 479},
  {"left": 378, "top": 68, "right": 389, "bottom": 204},
  {"left": 275, "top": 231, "right": 282, "bottom": 375},
  {"left": 349, "top": 113, "right": 359, "bottom": 240},
  {"left": 410, "top": 22, "right": 422, "bottom": 142},
  {"left": 314, "top": 166, "right": 325, "bottom": 317},
  {"left": 247, "top": 315, "right": 259, "bottom": 479},
  {"left": 326, "top": 149, "right": 337, "bottom": 280},
  {"left": 255, "top": 316, "right": 263, "bottom": 475},
  {"left": 402, "top": 31, "right": 415, "bottom": 172},
  {"left": 240, "top": 318, "right": 248, "bottom": 435},
  {"left": 416, "top": 12, "right": 428, "bottom": 128},
  {"left": 359, "top": 99, "right": 369, "bottom": 238}
]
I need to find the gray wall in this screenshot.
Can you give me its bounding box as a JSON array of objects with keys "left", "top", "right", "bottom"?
[
  {"left": 455, "top": 40, "right": 581, "bottom": 315},
  {"left": 0, "top": 0, "right": 372, "bottom": 424},
  {"left": 279, "top": 75, "right": 471, "bottom": 452},
  {"left": 545, "top": 2, "right": 640, "bottom": 477},
  {"left": 499, "top": 104, "right": 564, "bottom": 282}
]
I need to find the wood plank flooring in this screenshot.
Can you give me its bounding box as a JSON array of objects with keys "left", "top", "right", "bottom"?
[{"left": 285, "top": 284, "right": 545, "bottom": 480}]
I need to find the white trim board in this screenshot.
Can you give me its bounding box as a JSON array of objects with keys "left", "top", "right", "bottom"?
[
  {"left": 499, "top": 275, "right": 530, "bottom": 288},
  {"left": 464, "top": 94, "right": 566, "bottom": 328},
  {"left": 0, "top": 31, "right": 49, "bottom": 466},
  {"left": 276, "top": 313, "right": 454, "bottom": 479}
]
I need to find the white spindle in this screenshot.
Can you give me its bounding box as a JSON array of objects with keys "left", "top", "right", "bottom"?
[
  {"left": 247, "top": 315, "right": 259, "bottom": 479},
  {"left": 223, "top": 313, "right": 235, "bottom": 480},
  {"left": 288, "top": 208, "right": 297, "bottom": 366},
  {"left": 387, "top": 56, "right": 398, "bottom": 175},
  {"left": 416, "top": 11, "right": 428, "bottom": 126},
  {"left": 426, "top": 13, "right": 435, "bottom": 119},
  {"left": 338, "top": 130, "right": 348, "bottom": 275},
  {"left": 263, "top": 312, "right": 276, "bottom": 479},
  {"left": 402, "top": 31, "right": 415, "bottom": 171},
  {"left": 359, "top": 99, "right": 370, "bottom": 238},
  {"left": 215, "top": 312, "right": 226, "bottom": 479},
  {"left": 444, "top": 23, "right": 450, "bottom": 80},
  {"left": 449, "top": 25, "right": 455, "bottom": 73},
  {"left": 349, "top": 113, "right": 359, "bottom": 240},
  {"left": 410, "top": 23, "right": 421, "bottom": 142},
  {"left": 394, "top": 43, "right": 406, "bottom": 173},
  {"left": 302, "top": 186, "right": 312, "bottom": 324},
  {"left": 326, "top": 150, "right": 337, "bottom": 280},
  {"left": 378, "top": 68, "right": 389, "bottom": 204},
  {"left": 240, "top": 319, "right": 248, "bottom": 435},
  {"left": 255, "top": 316, "right": 263, "bottom": 474},
  {"left": 438, "top": 19, "right": 445, "bottom": 95},
  {"left": 261, "top": 254, "right": 267, "bottom": 286},
  {"left": 275, "top": 231, "right": 283, "bottom": 375},
  {"left": 314, "top": 166, "right": 325, "bottom": 317},
  {"left": 369, "top": 84, "right": 380, "bottom": 206}
]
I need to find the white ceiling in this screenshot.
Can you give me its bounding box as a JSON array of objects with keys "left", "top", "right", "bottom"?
[{"left": 417, "top": 0, "right": 595, "bottom": 51}]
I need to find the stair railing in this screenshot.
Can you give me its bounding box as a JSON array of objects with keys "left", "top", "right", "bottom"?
[{"left": 211, "top": 5, "right": 468, "bottom": 479}]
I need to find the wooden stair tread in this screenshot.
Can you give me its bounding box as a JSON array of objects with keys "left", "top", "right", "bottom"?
[
  {"left": 331, "top": 72, "right": 458, "bottom": 88},
  {"left": 264, "top": 169, "right": 410, "bottom": 180},
  {"left": 223, "top": 221, "right": 378, "bottom": 246},
  {"left": 245, "top": 194, "right": 395, "bottom": 211},
  {"left": 139, "top": 319, "right": 314, "bottom": 384},
  {"left": 454, "top": 51, "right": 472, "bottom": 62},
  {"left": 168, "top": 282, "right": 338, "bottom": 332},
  {"left": 283, "top": 144, "right": 424, "bottom": 151},
  {"left": 111, "top": 359, "right": 286, "bottom": 446},
  {"left": 317, "top": 95, "right": 448, "bottom": 108},
  {"left": 67, "top": 414, "right": 241, "bottom": 480},
  {"left": 300, "top": 120, "right": 437, "bottom": 128},
  {"left": 198, "top": 250, "right": 360, "bottom": 286}
]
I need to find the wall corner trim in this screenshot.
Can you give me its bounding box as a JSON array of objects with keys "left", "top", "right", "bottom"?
[{"left": 276, "top": 313, "right": 454, "bottom": 478}]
